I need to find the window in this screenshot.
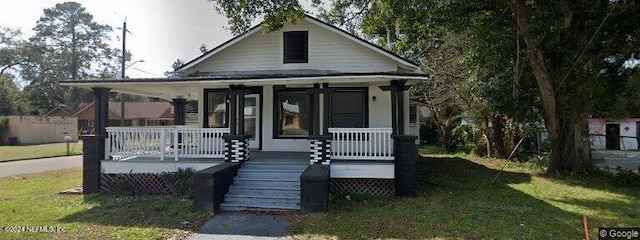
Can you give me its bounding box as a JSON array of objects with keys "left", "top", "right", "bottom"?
[
  {"left": 283, "top": 31, "right": 308, "bottom": 63},
  {"left": 330, "top": 89, "right": 367, "bottom": 128},
  {"left": 275, "top": 90, "right": 310, "bottom": 138},
  {"left": 409, "top": 104, "right": 417, "bottom": 126},
  {"left": 204, "top": 90, "right": 228, "bottom": 128}
]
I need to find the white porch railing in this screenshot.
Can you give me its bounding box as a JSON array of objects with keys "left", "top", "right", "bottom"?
[
  {"left": 105, "top": 127, "right": 229, "bottom": 161},
  {"left": 328, "top": 128, "right": 394, "bottom": 160}
]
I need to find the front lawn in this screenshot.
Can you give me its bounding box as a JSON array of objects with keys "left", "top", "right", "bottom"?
[
  {"left": 0, "top": 169, "right": 209, "bottom": 239},
  {"left": 288, "top": 155, "right": 640, "bottom": 239},
  {"left": 0, "top": 141, "right": 83, "bottom": 162},
  {"left": 1, "top": 154, "right": 638, "bottom": 239}
]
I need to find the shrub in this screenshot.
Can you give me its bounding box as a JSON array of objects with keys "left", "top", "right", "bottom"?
[
  {"left": 420, "top": 117, "right": 439, "bottom": 145},
  {"left": 612, "top": 169, "right": 640, "bottom": 188}
]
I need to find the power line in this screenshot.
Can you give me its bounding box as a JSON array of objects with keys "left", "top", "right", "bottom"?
[
  {"left": 554, "top": 1, "right": 618, "bottom": 94},
  {"left": 132, "top": 67, "right": 161, "bottom": 76}
]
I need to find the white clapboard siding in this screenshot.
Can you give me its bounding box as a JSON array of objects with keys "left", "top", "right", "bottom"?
[{"left": 188, "top": 19, "right": 398, "bottom": 74}]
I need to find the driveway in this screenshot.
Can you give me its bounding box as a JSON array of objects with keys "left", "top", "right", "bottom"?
[
  {"left": 592, "top": 150, "right": 640, "bottom": 172},
  {"left": 0, "top": 156, "right": 82, "bottom": 178}
]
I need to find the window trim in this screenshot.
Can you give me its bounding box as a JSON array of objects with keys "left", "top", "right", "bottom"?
[
  {"left": 329, "top": 87, "right": 369, "bottom": 128},
  {"left": 283, "top": 31, "right": 309, "bottom": 64},
  {"left": 273, "top": 88, "right": 312, "bottom": 139},
  {"left": 203, "top": 89, "right": 229, "bottom": 128}
]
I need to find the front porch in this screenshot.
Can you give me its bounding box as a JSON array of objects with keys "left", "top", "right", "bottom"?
[
  {"left": 70, "top": 76, "right": 421, "bottom": 212},
  {"left": 101, "top": 126, "right": 395, "bottom": 178}
]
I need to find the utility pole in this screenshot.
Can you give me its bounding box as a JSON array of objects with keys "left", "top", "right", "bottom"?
[{"left": 120, "top": 18, "right": 127, "bottom": 126}]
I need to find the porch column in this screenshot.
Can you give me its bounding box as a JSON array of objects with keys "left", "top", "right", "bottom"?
[
  {"left": 380, "top": 80, "right": 408, "bottom": 135},
  {"left": 93, "top": 87, "right": 110, "bottom": 136},
  {"left": 397, "top": 85, "right": 405, "bottom": 135},
  {"left": 390, "top": 84, "right": 398, "bottom": 135},
  {"left": 83, "top": 87, "right": 110, "bottom": 194},
  {"left": 322, "top": 83, "right": 332, "bottom": 135},
  {"left": 172, "top": 98, "right": 186, "bottom": 125},
  {"left": 237, "top": 93, "right": 245, "bottom": 135},
  {"left": 224, "top": 86, "right": 259, "bottom": 163},
  {"left": 228, "top": 92, "right": 237, "bottom": 135},
  {"left": 393, "top": 135, "right": 418, "bottom": 197},
  {"left": 307, "top": 84, "right": 322, "bottom": 136}
]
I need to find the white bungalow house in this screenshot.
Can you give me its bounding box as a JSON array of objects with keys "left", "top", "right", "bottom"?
[{"left": 63, "top": 15, "right": 428, "bottom": 213}]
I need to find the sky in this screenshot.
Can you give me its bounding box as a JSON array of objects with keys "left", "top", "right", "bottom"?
[{"left": 0, "top": 0, "right": 236, "bottom": 78}]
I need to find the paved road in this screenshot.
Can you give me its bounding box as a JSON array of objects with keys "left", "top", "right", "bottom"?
[{"left": 0, "top": 156, "right": 82, "bottom": 178}]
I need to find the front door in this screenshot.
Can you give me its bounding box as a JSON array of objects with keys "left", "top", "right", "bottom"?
[
  {"left": 244, "top": 94, "right": 260, "bottom": 149},
  {"left": 606, "top": 124, "right": 620, "bottom": 150}
]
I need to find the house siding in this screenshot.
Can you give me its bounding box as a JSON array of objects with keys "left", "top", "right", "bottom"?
[
  {"left": 589, "top": 118, "right": 639, "bottom": 150},
  {"left": 188, "top": 20, "right": 398, "bottom": 75}
]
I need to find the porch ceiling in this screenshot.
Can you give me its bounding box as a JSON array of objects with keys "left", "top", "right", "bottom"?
[{"left": 61, "top": 72, "right": 429, "bottom": 100}]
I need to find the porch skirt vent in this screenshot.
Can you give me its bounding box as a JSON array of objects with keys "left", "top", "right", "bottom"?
[
  {"left": 100, "top": 170, "right": 193, "bottom": 195},
  {"left": 330, "top": 178, "right": 395, "bottom": 197}
]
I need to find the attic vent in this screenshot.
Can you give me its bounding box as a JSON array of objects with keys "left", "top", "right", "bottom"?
[{"left": 283, "top": 31, "right": 308, "bottom": 63}]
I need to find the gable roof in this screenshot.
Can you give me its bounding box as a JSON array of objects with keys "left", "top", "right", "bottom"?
[
  {"left": 45, "top": 103, "right": 92, "bottom": 117},
  {"left": 175, "top": 14, "right": 419, "bottom": 73}
]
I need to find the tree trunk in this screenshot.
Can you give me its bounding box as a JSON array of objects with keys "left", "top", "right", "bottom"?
[
  {"left": 506, "top": 0, "right": 592, "bottom": 174},
  {"left": 439, "top": 122, "right": 452, "bottom": 152},
  {"left": 490, "top": 114, "right": 507, "bottom": 158}
]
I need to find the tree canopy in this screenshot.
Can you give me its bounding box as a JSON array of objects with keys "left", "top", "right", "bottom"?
[{"left": 20, "top": 1, "right": 117, "bottom": 114}]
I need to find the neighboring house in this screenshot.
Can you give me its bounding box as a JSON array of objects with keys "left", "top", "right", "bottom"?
[
  {"left": 48, "top": 102, "right": 174, "bottom": 134},
  {"left": 589, "top": 118, "right": 640, "bottom": 150},
  {"left": 46, "top": 104, "right": 88, "bottom": 117},
  {"left": 62, "top": 15, "right": 428, "bottom": 212},
  {"left": 408, "top": 100, "right": 428, "bottom": 142}
]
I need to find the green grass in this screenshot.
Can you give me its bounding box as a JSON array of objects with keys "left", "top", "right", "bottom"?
[
  {"left": 419, "top": 144, "right": 473, "bottom": 157},
  {"left": 287, "top": 155, "right": 640, "bottom": 239},
  {"left": 0, "top": 169, "right": 209, "bottom": 239},
  {"left": 0, "top": 141, "right": 83, "bottom": 162}
]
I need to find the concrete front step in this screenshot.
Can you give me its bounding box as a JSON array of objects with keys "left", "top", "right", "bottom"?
[
  {"left": 228, "top": 186, "right": 300, "bottom": 198},
  {"left": 236, "top": 170, "right": 301, "bottom": 179},
  {"left": 233, "top": 179, "right": 300, "bottom": 189},
  {"left": 220, "top": 202, "right": 300, "bottom": 211},
  {"left": 221, "top": 161, "right": 308, "bottom": 211},
  {"left": 241, "top": 164, "right": 308, "bottom": 171},
  {"left": 225, "top": 195, "right": 300, "bottom": 204},
  {"left": 230, "top": 185, "right": 299, "bottom": 191}
]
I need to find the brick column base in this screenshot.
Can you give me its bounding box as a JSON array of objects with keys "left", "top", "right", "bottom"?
[
  {"left": 223, "top": 135, "right": 251, "bottom": 163},
  {"left": 82, "top": 135, "right": 105, "bottom": 194},
  {"left": 309, "top": 135, "right": 332, "bottom": 165},
  {"left": 300, "top": 164, "right": 330, "bottom": 214},
  {"left": 392, "top": 135, "right": 418, "bottom": 197}
]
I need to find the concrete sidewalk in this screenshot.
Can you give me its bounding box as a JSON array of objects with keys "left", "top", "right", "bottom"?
[
  {"left": 0, "top": 155, "right": 82, "bottom": 178},
  {"left": 188, "top": 212, "right": 289, "bottom": 240}
]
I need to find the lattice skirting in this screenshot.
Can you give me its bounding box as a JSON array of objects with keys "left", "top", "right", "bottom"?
[
  {"left": 100, "top": 170, "right": 193, "bottom": 195},
  {"left": 330, "top": 178, "right": 395, "bottom": 197}
]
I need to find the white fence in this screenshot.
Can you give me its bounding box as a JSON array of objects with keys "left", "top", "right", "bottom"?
[
  {"left": 106, "top": 127, "right": 229, "bottom": 161},
  {"left": 328, "top": 128, "right": 394, "bottom": 160}
]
